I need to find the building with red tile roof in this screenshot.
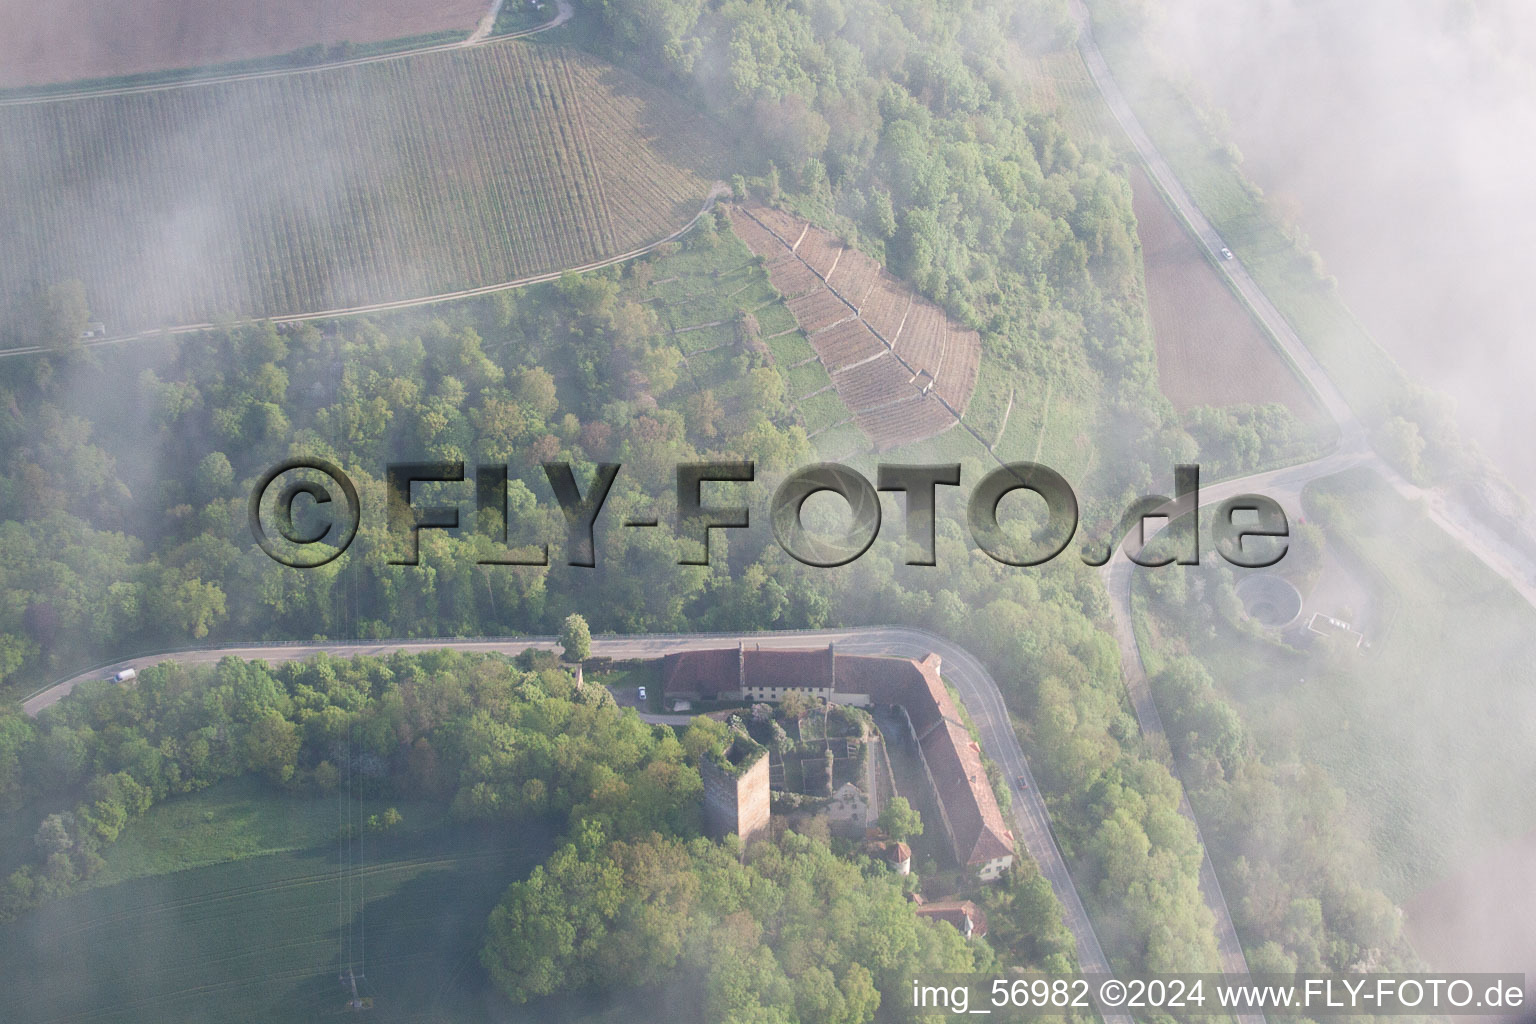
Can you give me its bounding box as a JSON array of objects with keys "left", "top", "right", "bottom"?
[
  {"left": 659, "top": 643, "right": 1015, "bottom": 881},
  {"left": 915, "top": 899, "right": 988, "bottom": 940}
]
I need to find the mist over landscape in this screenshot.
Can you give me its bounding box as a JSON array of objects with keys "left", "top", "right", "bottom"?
[
  {"left": 1139, "top": 0, "right": 1536, "bottom": 496},
  {"left": 0, "top": 0, "right": 1532, "bottom": 1020}
]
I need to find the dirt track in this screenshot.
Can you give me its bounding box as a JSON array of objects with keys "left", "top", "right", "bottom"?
[
  {"left": 0, "top": 0, "right": 490, "bottom": 89},
  {"left": 0, "top": 183, "right": 730, "bottom": 361}
]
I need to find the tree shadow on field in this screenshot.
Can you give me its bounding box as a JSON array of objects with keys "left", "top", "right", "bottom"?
[
  {"left": 594, "top": 64, "right": 739, "bottom": 221},
  {"left": 322, "top": 820, "right": 558, "bottom": 1020},
  {"left": 0, "top": 844, "right": 337, "bottom": 1023},
  {"left": 329, "top": 818, "right": 701, "bottom": 1024}
]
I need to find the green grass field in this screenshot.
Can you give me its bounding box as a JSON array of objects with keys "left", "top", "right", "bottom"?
[
  {"left": 588, "top": 662, "right": 663, "bottom": 711},
  {"left": 0, "top": 39, "right": 726, "bottom": 331},
  {"left": 1137, "top": 468, "right": 1536, "bottom": 897},
  {"left": 752, "top": 304, "right": 797, "bottom": 337},
  {"left": 764, "top": 330, "right": 815, "bottom": 366},
  {"left": 89, "top": 778, "right": 452, "bottom": 889},
  {"left": 810, "top": 422, "right": 867, "bottom": 460},
  {"left": 784, "top": 362, "right": 832, "bottom": 400},
  {"left": 1020, "top": 49, "right": 1121, "bottom": 150},
  {"left": 799, "top": 391, "right": 854, "bottom": 435},
  {"left": 0, "top": 782, "right": 597, "bottom": 1023},
  {"left": 630, "top": 231, "right": 870, "bottom": 450},
  {"left": 674, "top": 323, "right": 735, "bottom": 356}
]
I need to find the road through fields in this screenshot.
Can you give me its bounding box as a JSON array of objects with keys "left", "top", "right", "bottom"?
[{"left": 1070, "top": 0, "right": 1536, "bottom": 1011}]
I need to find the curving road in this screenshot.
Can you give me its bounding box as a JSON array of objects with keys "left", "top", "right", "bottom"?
[
  {"left": 8, "top": 0, "right": 1534, "bottom": 1002},
  {"left": 1071, "top": 0, "right": 1536, "bottom": 1007},
  {"left": 22, "top": 626, "right": 1131, "bottom": 1023},
  {"left": 466, "top": 0, "right": 512, "bottom": 46},
  {"left": 1070, "top": 0, "right": 1536, "bottom": 610},
  {"left": 1069, "top": 0, "right": 1355, "bottom": 995},
  {"left": 468, "top": 0, "right": 573, "bottom": 45}
]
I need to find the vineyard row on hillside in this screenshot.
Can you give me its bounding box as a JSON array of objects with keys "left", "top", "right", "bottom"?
[
  {"left": 729, "top": 203, "right": 980, "bottom": 450},
  {"left": 0, "top": 40, "right": 725, "bottom": 331}
]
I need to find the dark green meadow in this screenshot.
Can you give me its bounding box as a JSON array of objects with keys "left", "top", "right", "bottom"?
[{"left": 0, "top": 818, "right": 566, "bottom": 1024}]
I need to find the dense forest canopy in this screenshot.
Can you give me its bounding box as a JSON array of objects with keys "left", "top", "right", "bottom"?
[
  {"left": 1, "top": 648, "right": 1002, "bottom": 1021},
  {"left": 0, "top": 0, "right": 1417, "bottom": 1009}
]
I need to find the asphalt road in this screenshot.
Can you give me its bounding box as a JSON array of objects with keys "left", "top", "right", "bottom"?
[
  {"left": 1067, "top": 0, "right": 1363, "bottom": 453},
  {"left": 1070, "top": 0, "right": 1536, "bottom": 1013},
  {"left": 1069, "top": 0, "right": 1536, "bottom": 610},
  {"left": 23, "top": 626, "right": 1132, "bottom": 1023},
  {"left": 1068, "top": 0, "right": 1352, "bottom": 999},
  {"left": 12, "top": 0, "right": 1536, "bottom": 1007}
]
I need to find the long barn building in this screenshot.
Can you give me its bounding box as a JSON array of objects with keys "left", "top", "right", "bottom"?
[{"left": 660, "top": 644, "right": 1015, "bottom": 881}]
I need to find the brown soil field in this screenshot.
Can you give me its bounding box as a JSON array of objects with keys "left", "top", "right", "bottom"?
[
  {"left": 727, "top": 203, "right": 978, "bottom": 450},
  {"left": 1405, "top": 829, "right": 1536, "bottom": 1021},
  {"left": 1131, "top": 165, "right": 1316, "bottom": 416},
  {"left": 0, "top": 0, "right": 488, "bottom": 88}
]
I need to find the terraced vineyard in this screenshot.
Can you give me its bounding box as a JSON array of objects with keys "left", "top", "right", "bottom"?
[
  {"left": 729, "top": 203, "right": 979, "bottom": 450},
  {"left": 0, "top": 40, "right": 726, "bottom": 331}
]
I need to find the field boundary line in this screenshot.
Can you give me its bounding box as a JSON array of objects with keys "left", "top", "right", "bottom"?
[
  {"left": 673, "top": 319, "right": 729, "bottom": 335},
  {"left": 823, "top": 246, "right": 845, "bottom": 283},
  {"left": 807, "top": 416, "right": 855, "bottom": 438},
  {"left": 0, "top": 1, "right": 574, "bottom": 108},
  {"left": 0, "top": 182, "right": 730, "bottom": 360},
  {"left": 831, "top": 349, "right": 889, "bottom": 375},
  {"left": 889, "top": 293, "right": 914, "bottom": 346},
  {"left": 992, "top": 385, "right": 1016, "bottom": 453},
  {"left": 807, "top": 314, "right": 857, "bottom": 336},
  {"left": 1030, "top": 380, "right": 1052, "bottom": 459}
]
